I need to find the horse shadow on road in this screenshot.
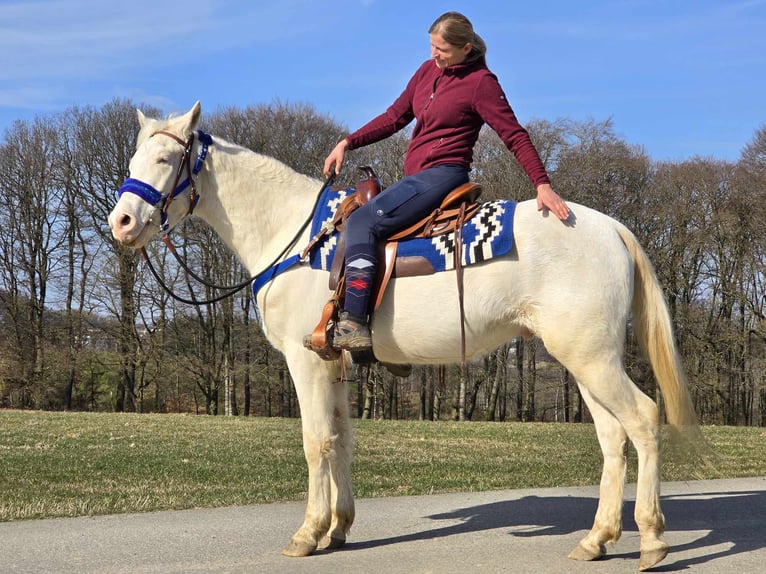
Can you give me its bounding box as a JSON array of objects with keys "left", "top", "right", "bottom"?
[{"left": 346, "top": 489, "right": 766, "bottom": 571}]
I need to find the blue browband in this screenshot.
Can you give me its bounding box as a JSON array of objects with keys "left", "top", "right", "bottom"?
[{"left": 117, "top": 130, "right": 212, "bottom": 232}]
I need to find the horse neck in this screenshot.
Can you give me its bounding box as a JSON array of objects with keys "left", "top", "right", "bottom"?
[{"left": 195, "top": 140, "right": 320, "bottom": 274}]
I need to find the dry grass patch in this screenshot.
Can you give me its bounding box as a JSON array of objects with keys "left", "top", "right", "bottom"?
[{"left": 1, "top": 411, "right": 763, "bottom": 521}]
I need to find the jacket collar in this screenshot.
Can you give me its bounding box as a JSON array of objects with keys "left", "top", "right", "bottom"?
[{"left": 442, "top": 57, "right": 484, "bottom": 75}]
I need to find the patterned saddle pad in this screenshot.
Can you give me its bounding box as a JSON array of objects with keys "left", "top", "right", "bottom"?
[{"left": 308, "top": 186, "right": 517, "bottom": 272}]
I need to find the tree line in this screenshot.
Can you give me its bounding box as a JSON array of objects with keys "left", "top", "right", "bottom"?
[{"left": 0, "top": 99, "right": 764, "bottom": 425}]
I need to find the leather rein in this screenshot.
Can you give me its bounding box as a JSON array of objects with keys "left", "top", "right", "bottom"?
[{"left": 118, "top": 129, "right": 332, "bottom": 306}]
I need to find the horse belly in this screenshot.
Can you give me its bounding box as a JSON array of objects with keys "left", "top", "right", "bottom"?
[{"left": 370, "top": 260, "right": 526, "bottom": 364}]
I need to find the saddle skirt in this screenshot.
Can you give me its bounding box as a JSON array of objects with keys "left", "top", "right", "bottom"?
[{"left": 308, "top": 186, "right": 517, "bottom": 276}]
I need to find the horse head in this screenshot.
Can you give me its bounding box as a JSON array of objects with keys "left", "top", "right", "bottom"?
[{"left": 109, "top": 101, "right": 208, "bottom": 248}]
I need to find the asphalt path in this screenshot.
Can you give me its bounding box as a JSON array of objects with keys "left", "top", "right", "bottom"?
[{"left": 1, "top": 477, "right": 764, "bottom": 573}]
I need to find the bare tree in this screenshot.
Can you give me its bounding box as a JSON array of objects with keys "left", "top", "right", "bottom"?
[
  {"left": 72, "top": 99, "right": 164, "bottom": 411},
  {"left": 0, "top": 118, "right": 63, "bottom": 406},
  {"left": 484, "top": 345, "right": 509, "bottom": 421},
  {"left": 54, "top": 114, "right": 95, "bottom": 409}
]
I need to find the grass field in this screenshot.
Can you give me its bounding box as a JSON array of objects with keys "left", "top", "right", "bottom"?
[{"left": 1, "top": 410, "right": 764, "bottom": 522}]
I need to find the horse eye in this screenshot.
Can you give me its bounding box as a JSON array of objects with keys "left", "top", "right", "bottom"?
[{"left": 155, "top": 152, "right": 176, "bottom": 165}]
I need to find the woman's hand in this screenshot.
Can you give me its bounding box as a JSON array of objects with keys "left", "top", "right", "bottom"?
[
  {"left": 535, "top": 183, "right": 570, "bottom": 221},
  {"left": 323, "top": 139, "right": 349, "bottom": 177}
]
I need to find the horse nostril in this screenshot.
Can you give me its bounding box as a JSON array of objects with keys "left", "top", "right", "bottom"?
[{"left": 118, "top": 213, "right": 132, "bottom": 229}]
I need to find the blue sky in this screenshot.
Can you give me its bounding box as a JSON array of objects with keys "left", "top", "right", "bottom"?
[{"left": 1, "top": 0, "right": 764, "bottom": 162}]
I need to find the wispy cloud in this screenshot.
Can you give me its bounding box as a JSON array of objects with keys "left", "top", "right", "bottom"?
[
  {"left": 0, "top": 1, "right": 209, "bottom": 76},
  {"left": 0, "top": 0, "right": 214, "bottom": 109},
  {"left": 0, "top": 0, "right": 323, "bottom": 112}
]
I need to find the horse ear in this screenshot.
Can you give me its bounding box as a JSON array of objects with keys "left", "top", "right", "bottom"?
[
  {"left": 137, "top": 109, "right": 147, "bottom": 128},
  {"left": 188, "top": 101, "right": 202, "bottom": 129},
  {"left": 171, "top": 101, "right": 202, "bottom": 135}
]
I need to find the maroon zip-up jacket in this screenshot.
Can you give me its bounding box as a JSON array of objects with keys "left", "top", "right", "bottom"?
[{"left": 345, "top": 58, "right": 550, "bottom": 187}]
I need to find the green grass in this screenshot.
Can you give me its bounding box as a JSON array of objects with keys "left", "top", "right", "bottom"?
[{"left": 0, "top": 410, "right": 763, "bottom": 521}]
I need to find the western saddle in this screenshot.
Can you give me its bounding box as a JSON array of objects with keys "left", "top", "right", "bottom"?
[{"left": 302, "top": 166, "right": 482, "bottom": 364}]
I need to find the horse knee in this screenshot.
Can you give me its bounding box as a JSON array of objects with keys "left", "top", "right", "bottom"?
[{"left": 321, "top": 433, "right": 340, "bottom": 461}]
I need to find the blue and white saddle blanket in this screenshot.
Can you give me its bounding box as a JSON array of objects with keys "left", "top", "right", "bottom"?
[
  {"left": 251, "top": 185, "right": 517, "bottom": 299},
  {"left": 308, "top": 186, "right": 517, "bottom": 272}
]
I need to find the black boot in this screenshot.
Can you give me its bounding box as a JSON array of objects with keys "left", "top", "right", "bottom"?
[{"left": 334, "top": 311, "right": 372, "bottom": 351}]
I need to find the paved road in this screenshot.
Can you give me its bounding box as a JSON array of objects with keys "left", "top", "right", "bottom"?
[{"left": 1, "top": 477, "right": 764, "bottom": 573}]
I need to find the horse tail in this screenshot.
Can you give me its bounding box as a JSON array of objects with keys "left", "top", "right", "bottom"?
[{"left": 613, "top": 223, "right": 699, "bottom": 433}]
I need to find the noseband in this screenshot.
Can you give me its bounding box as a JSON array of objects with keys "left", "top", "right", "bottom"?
[{"left": 118, "top": 129, "right": 213, "bottom": 233}]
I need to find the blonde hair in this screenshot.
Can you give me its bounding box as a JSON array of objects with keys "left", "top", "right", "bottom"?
[{"left": 429, "top": 11, "right": 487, "bottom": 65}]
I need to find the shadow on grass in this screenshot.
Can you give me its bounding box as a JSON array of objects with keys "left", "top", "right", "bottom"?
[{"left": 346, "top": 489, "right": 766, "bottom": 571}]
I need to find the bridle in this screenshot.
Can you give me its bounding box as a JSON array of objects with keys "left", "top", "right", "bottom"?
[
  {"left": 116, "top": 129, "right": 333, "bottom": 305},
  {"left": 118, "top": 129, "right": 212, "bottom": 234}
]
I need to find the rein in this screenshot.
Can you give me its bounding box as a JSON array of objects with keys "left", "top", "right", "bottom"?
[{"left": 118, "top": 129, "right": 334, "bottom": 305}]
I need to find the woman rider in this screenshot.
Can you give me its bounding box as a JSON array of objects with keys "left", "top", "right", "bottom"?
[{"left": 323, "top": 11, "right": 570, "bottom": 351}]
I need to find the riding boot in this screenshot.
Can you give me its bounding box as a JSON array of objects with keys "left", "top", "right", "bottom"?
[{"left": 334, "top": 310, "right": 372, "bottom": 351}]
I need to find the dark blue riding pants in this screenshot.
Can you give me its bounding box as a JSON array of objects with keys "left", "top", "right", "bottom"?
[
  {"left": 345, "top": 164, "right": 470, "bottom": 247},
  {"left": 343, "top": 164, "right": 469, "bottom": 316}
]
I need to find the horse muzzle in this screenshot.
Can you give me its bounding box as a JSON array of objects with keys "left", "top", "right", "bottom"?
[{"left": 108, "top": 205, "right": 156, "bottom": 248}]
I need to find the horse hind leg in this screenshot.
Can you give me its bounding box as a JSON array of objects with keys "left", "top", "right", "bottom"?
[
  {"left": 567, "top": 384, "right": 627, "bottom": 563},
  {"left": 613, "top": 381, "right": 668, "bottom": 572},
  {"left": 627, "top": 389, "right": 669, "bottom": 572},
  {"left": 570, "top": 364, "right": 668, "bottom": 571}
]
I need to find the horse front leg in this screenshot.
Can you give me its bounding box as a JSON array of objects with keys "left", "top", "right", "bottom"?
[
  {"left": 317, "top": 388, "right": 355, "bottom": 551},
  {"left": 281, "top": 350, "right": 354, "bottom": 557}
]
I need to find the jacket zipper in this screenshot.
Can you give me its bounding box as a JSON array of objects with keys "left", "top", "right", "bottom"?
[{"left": 423, "top": 72, "right": 442, "bottom": 112}]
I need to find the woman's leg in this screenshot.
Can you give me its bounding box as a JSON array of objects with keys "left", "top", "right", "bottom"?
[{"left": 335, "top": 165, "right": 469, "bottom": 351}]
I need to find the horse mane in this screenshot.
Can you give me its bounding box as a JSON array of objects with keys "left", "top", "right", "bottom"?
[
  {"left": 134, "top": 113, "right": 319, "bottom": 193},
  {"left": 209, "top": 135, "right": 320, "bottom": 192}
]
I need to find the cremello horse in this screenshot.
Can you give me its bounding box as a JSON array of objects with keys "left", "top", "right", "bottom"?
[{"left": 109, "top": 102, "right": 700, "bottom": 571}]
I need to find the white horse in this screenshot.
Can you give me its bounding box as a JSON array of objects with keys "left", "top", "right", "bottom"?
[{"left": 109, "top": 102, "right": 700, "bottom": 571}]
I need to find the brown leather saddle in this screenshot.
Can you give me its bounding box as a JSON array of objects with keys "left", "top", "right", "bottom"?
[{"left": 302, "top": 166, "right": 482, "bottom": 363}]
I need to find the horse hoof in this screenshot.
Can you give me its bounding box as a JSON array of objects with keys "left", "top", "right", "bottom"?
[
  {"left": 318, "top": 535, "right": 346, "bottom": 550},
  {"left": 639, "top": 542, "right": 669, "bottom": 571},
  {"left": 281, "top": 539, "right": 316, "bottom": 557},
  {"left": 567, "top": 542, "right": 606, "bottom": 562}
]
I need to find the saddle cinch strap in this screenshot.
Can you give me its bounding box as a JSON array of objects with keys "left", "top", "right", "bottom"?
[{"left": 303, "top": 166, "right": 482, "bottom": 365}]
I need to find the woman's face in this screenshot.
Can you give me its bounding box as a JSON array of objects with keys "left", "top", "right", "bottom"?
[{"left": 430, "top": 33, "right": 471, "bottom": 69}]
